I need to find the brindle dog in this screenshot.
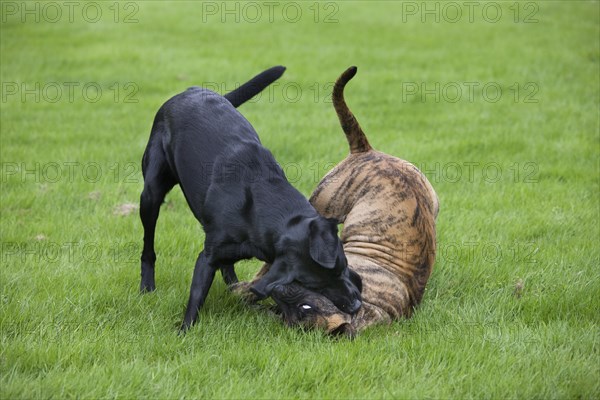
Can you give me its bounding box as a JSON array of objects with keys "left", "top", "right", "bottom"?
[{"left": 232, "top": 66, "right": 439, "bottom": 337}]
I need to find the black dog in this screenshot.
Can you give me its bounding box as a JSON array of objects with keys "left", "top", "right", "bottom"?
[{"left": 139, "top": 66, "right": 362, "bottom": 330}]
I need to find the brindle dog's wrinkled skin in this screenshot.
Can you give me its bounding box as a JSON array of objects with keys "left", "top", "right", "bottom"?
[{"left": 232, "top": 66, "right": 439, "bottom": 337}]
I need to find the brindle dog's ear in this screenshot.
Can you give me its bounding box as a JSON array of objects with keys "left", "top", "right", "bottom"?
[
  {"left": 250, "top": 261, "right": 292, "bottom": 299},
  {"left": 308, "top": 218, "right": 340, "bottom": 269}
]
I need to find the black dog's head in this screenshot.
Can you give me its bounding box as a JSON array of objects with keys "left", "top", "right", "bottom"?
[
  {"left": 250, "top": 216, "right": 362, "bottom": 315},
  {"left": 270, "top": 282, "right": 356, "bottom": 338}
]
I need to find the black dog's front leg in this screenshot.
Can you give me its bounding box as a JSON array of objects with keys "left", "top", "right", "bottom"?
[
  {"left": 249, "top": 260, "right": 292, "bottom": 300},
  {"left": 181, "top": 251, "right": 217, "bottom": 331},
  {"left": 220, "top": 265, "right": 238, "bottom": 286}
]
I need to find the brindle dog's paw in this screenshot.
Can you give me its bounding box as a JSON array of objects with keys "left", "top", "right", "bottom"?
[{"left": 229, "top": 281, "right": 260, "bottom": 304}]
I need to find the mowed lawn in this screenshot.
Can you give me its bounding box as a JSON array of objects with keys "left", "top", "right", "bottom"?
[{"left": 1, "top": 1, "right": 598, "bottom": 398}]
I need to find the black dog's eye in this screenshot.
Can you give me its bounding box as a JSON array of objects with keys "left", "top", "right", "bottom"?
[{"left": 299, "top": 304, "right": 312, "bottom": 311}]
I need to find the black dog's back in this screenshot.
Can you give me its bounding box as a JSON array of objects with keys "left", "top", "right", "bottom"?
[
  {"left": 158, "top": 88, "right": 261, "bottom": 210},
  {"left": 142, "top": 67, "right": 285, "bottom": 216}
]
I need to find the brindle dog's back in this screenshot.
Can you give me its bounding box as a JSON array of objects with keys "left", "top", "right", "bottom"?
[{"left": 310, "top": 151, "right": 438, "bottom": 331}]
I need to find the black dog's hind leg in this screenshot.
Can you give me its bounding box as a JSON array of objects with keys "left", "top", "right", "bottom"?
[
  {"left": 139, "top": 139, "right": 177, "bottom": 292},
  {"left": 181, "top": 251, "right": 217, "bottom": 331}
]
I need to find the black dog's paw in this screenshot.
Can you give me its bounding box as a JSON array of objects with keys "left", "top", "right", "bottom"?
[
  {"left": 178, "top": 315, "right": 198, "bottom": 334},
  {"left": 178, "top": 322, "right": 191, "bottom": 335},
  {"left": 229, "top": 281, "right": 260, "bottom": 304},
  {"left": 139, "top": 282, "right": 156, "bottom": 293}
]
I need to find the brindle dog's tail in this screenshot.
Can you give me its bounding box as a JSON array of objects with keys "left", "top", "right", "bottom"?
[
  {"left": 225, "top": 65, "right": 286, "bottom": 107},
  {"left": 333, "top": 67, "right": 372, "bottom": 154}
]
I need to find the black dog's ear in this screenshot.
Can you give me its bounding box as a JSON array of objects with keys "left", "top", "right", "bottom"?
[
  {"left": 308, "top": 218, "right": 340, "bottom": 269},
  {"left": 349, "top": 268, "right": 362, "bottom": 293},
  {"left": 250, "top": 261, "right": 292, "bottom": 299}
]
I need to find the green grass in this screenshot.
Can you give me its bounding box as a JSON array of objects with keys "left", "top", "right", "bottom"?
[{"left": 1, "top": 1, "right": 599, "bottom": 398}]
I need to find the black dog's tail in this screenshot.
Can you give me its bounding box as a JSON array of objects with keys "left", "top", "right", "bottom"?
[
  {"left": 224, "top": 66, "right": 286, "bottom": 107},
  {"left": 333, "top": 66, "right": 372, "bottom": 154}
]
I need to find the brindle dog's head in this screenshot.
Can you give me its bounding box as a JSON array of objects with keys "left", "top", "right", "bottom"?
[{"left": 271, "top": 283, "right": 356, "bottom": 339}]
